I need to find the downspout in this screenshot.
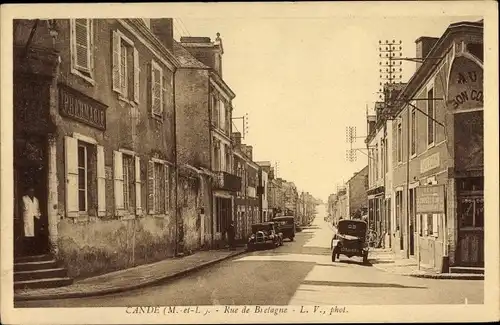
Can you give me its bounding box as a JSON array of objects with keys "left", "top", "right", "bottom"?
[
  {"left": 406, "top": 104, "right": 411, "bottom": 259},
  {"left": 173, "top": 67, "right": 179, "bottom": 257},
  {"left": 208, "top": 76, "right": 214, "bottom": 245}
]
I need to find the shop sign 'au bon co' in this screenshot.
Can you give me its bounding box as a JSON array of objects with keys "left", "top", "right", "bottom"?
[{"left": 447, "top": 56, "right": 483, "bottom": 111}]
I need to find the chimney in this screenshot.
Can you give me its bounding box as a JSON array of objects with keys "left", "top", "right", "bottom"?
[
  {"left": 180, "top": 34, "right": 223, "bottom": 76},
  {"left": 150, "top": 19, "right": 174, "bottom": 51},
  {"left": 246, "top": 146, "right": 253, "bottom": 161},
  {"left": 232, "top": 132, "right": 242, "bottom": 146},
  {"left": 415, "top": 36, "right": 439, "bottom": 70}
]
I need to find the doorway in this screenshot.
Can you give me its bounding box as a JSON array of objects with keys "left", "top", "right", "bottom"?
[{"left": 14, "top": 136, "right": 49, "bottom": 257}]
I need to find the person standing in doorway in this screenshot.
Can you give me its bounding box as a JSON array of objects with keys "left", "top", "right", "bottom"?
[{"left": 22, "top": 186, "right": 41, "bottom": 255}]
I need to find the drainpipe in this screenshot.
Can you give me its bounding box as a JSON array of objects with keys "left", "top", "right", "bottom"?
[
  {"left": 173, "top": 67, "right": 179, "bottom": 257},
  {"left": 405, "top": 103, "right": 411, "bottom": 259},
  {"left": 208, "top": 76, "right": 214, "bottom": 246}
]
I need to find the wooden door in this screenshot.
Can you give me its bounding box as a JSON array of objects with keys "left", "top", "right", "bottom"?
[{"left": 457, "top": 195, "right": 484, "bottom": 266}]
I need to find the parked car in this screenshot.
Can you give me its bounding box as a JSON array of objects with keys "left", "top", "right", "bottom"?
[
  {"left": 247, "top": 222, "right": 283, "bottom": 251},
  {"left": 331, "top": 219, "right": 369, "bottom": 264},
  {"left": 272, "top": 216, "right": 296, "bottom": 241}
]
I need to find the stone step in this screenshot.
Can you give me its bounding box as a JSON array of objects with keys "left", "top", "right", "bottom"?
[
  {"left": 14, "top": 254, "right": 53, "bottom": 263},
  {"left": 14, "top": 260, "right": 58, "bottom": 272},
  {"left": 449, "top": 266, "right": 484, "bottom": 275},
  {"left": 14, "top": 277, "right": 73, "bottom": 290},
  {"left": 14, "top": 268, "right": 68, "bottom": 282}
]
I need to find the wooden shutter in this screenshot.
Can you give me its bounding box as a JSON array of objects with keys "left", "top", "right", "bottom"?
[
  {"left": 74, "top": 19, "right": 90, "bottom": 72},
  {"left": 164, "top": 164, "right": 169, "bottom": 212},
  {"left": 112, "top": 30, "right": 121, "bottom": 93},
  {"left": 64, "top": 136, "right": 79, "bottom": 218},
  {"left": 135, "top": 156, "right": 142, "bottom": 216},
  {"left": 113, "top": 151, "right": 124, "bottom": 212},
  {"left": 133, "top": 47, "right": 140, "bottom": 104},
  {"left": 162, "top": 75, "right": 167, "bottom": 117},
  {"left": 96, "top": 145, "right": 106, "bottom": 217},
  {"left": 148, "top": 161, "right": 155, "bottom": 214}
]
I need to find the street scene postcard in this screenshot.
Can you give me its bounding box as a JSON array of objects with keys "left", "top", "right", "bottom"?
[{"left": 1, "top": 1, "right": 499, "bottom": 324}]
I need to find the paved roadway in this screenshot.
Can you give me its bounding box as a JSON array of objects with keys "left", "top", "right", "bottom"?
[{"left": 17, "top": 206, "right": 483, "bottom": 307}]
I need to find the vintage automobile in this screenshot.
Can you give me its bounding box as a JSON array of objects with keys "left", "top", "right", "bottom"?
[
  {"left": 247, "top": 222, "right": 283, "bottom": 251},
  {"left": 272, "top": 216, "right": 296, "bottom": 241},
  {"left": 331, "top": 219, "right": 369, "bottom": 264}
]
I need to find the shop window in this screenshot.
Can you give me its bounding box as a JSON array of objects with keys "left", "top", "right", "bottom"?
[
  {"left": 458, "top": 197, "right": 484, "bottom": 229},
  {"left": 65, "top": 136, "right": 103, "bottom": 218},
  {"left": 70, "top": 19, "right": 94, "bottom": 83}
]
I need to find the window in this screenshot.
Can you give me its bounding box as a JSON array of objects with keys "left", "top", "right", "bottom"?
[
  {"left": 122, "top": 154, "right": 135, "bottom": 212},
  {"left": 77, "top": 145, "right": 88, "bottom": 212},
  {"left": 411, "top": 109, "right": 416, "bottom": 156},
  {"left": 395, "top": 191, "right": 402, "bottom": 231},
  {"left": 375, "top": 143, "right": 379, "bottom": 180},
  {"left": 458, "top": 197, "right": 484, "bottom": 229},
  {"left": 151, "top": 60, "right": 164, "bottom": 116},
  {"left": 397, "top": 122, "right": 403, "bottom": 163},
  {"left": 147, "top": 160, "right": 169, "bottom": 215},
  {"left": 154, "top": 163, "right": 164, "bottom": 213},
  {"left": 225, "top": 145, "right": 231, "bottom": 173},
  {"left": 384, "top": 139, "right": 388, "bottom": 173},
  {"left": 213, "top": 140, "right": 220, "bottom": 171},
  {"left": 70, "top": 19, "right": 94, "bottom": 82},
  {"left": 112, "top": 30, "right": 139, "bottom": 103},
  {"left": 212, "top": 97, "right": 219, "bottom": 128},
  {"left": 427, "top": 88, "right": 435, "bottom": 146}
]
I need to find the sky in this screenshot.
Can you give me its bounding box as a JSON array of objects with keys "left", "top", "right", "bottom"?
[{"left": 173, "top": 14, "right": 481, "bottom": 202}]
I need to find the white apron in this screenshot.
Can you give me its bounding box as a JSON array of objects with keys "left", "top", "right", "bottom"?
[{"left": 22, "top": 195, "right": 41, "bottom": 237}]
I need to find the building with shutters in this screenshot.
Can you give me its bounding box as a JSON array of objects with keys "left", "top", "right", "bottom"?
[
  {"left": 384, "top": 20, "right": 483, "bottom": 273},
  {"left": 256, "top": 161, "right": 271, "bottom": 222},
  {"left": 232, "top": 133, "right": 261, "bottom": 241},
  {"left": 178, "top": 35, "right": 241, "bottom": 248},
  {"left": 13, "top": 18, "right": 181, "bottom": 281}
]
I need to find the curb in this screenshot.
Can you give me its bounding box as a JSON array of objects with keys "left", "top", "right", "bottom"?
[
  {"left": 15, "top": 250, "right": 246, "bottom": 302},
  {"left": 371, "top": 263, "right": 484, "bottom": 280}
]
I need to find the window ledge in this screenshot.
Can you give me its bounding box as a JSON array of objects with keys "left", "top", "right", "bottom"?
[
  {"left": 118, "top": 95, "right": 135, "bottom": 105},
  {"left": 71, "top": 68, "right": 95, "bottom": 86}
]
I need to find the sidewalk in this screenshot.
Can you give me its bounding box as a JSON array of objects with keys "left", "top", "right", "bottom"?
[
  {"left": 369, "top": 248, "right": 484, "bottom": 280},
  {"left": 15, "top": 247, "right": 246, "bottom": 301}
]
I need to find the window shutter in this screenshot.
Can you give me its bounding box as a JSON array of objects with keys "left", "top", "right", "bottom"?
[
  {"left": 151, "top": 61, "right": 162, "bottom": 116},
  {"left": 112, "top": 30, "right": 121, "bottom": 93},
  {"left": 113, "top": 151, "right": 124, "bottom": 212},
  {"left": 162, "top": 75, "right": 167, "bottom": 117},
  {"left": 74, "top": 19, "right": 90, "bottom": 72},
  {"left": 97, "top": 145, "right": 106, "bottom": 217},
  {"left": 64, "top": 136, "right": 79, "bottom": 218},
  {"left": 135, "top": 156, "right": 142, "bottom": 216},
  {"left": 133, "top": 47, "right": 140, "bottom": 104},
  {"left": 164, "top": 164, "right": 169, "bottom": 212},
  {"left": 148, "top": 160, "right": 155, "bottom": 214}
]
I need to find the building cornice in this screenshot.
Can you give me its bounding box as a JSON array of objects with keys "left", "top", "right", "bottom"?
[{"left": 210, "top": 71, "right": 236, "bottom": 100}]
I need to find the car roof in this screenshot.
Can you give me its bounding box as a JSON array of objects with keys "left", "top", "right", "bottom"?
[{"left": 338, "top": 219, "right": 367, "bottom": 225}]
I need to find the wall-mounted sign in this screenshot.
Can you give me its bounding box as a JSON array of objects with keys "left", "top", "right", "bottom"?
[
  {"left": 447, "top": 56, "right": 483, "bottom": 111},
  {"left": 59, "top": 84, "right": 107, "bottom": 130},
  {"left": 420, "top": 152, "right": 440, "bottom": 174},
  {"left": 416, "top": 185, "right": 445, "bottom": 214}
]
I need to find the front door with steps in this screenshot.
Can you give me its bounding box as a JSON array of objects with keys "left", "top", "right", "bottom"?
[{"left": 14, "top": 254, "right": 73, "bottom": 290}]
